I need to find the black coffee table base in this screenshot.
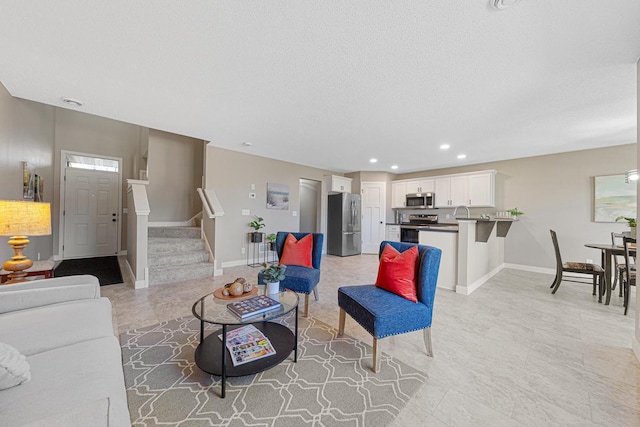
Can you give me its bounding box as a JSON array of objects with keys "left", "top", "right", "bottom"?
[{"left": 195, "top": 322, "right": 296, "bottom": 397}]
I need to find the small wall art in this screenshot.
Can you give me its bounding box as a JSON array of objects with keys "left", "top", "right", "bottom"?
[
  {"left": 266, "top": 183, "right": 289, "bottom": 210},
  {"left": 593, "top": 174, "right": 637, "bottom": 222},
  {"left": 22, "top": 161, "right": 34, "bottom": 200}
]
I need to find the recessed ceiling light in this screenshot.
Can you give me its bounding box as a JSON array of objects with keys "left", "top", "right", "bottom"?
[
  {"left": 242, "top": 142, "right": 252, "bottom": 147},
  {"left": 457, "top": 154, "right": 467, "bottom": 159},
  {"left": 369, "top": 158, "right": 378, "bottom": 163},
  {"left": 391, "top": 165, "right": 398, "bottom": 170},
  {"left": 440, "top": 144, "right": 450, "bottom": 150},
  {"left": 61, "top": 97, "right": 83, "bottom": 107}
]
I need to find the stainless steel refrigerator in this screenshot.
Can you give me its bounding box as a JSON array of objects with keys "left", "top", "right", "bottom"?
[{"left": 327, "top": 193, "right": 361, "bottom": 256}]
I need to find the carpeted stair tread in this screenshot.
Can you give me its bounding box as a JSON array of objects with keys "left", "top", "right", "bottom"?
[
  {"left": 148, "top": 250, "right": 209, "bottom": 267},
  {"left": 148, "top": 262, "right": 214, "bottom": 286},
  {"left": 148, "top": 226, "right": 201, "bottom": 239},
  {"left": 148, "top": 237, "right": 205, "bottom": 254}
]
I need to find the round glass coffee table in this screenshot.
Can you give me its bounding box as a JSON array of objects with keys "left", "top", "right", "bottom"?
[{"left": 192, "top": 286, "right": 299, "bottom": 398}]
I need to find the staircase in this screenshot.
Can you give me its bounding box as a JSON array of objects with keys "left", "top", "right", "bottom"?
[{"left": 148, "top": 226, "right": 214, "bottom": 286}]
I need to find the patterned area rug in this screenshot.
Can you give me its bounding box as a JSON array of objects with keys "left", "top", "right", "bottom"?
[{"left": 120, "top": 315, "right": 427, "bottom": 426}]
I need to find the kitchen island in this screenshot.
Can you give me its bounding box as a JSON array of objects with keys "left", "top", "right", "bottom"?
[{"left": 417, "top": 218, "right": 513, "bottom": 294}]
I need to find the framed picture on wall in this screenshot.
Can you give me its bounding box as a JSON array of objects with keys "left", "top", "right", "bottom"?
[
  {"left": 593, "top": 174, "right": 637, "bottom": 222},
  {"left": 266, "top": 183, "right": 289, "bottom": 210}
]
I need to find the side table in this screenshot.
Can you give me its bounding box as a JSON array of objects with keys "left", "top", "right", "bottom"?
[{"left": 0, "top": 260, "right": 55, "bottom": 284}]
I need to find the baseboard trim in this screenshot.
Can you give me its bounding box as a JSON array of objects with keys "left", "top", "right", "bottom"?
[
  {"left": 633, "top": 335, "right": 640, "bottom": 362},
  {"left": 148, "top": 221, "right": 195, "bottom": 227},
  {"left": 124, "top": 259, "right": 148, "bottom": 289},
  {"left": 456, "top": 264, "right": 505, "bottom": 295},
  {"left": 503, "top": 263, "right": 555, "bottom": 275},
  {"left": 221, "top": 259, "right": 253, "bottom": 269}
]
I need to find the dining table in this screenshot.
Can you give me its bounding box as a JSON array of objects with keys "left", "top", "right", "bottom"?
[{"left": 584, "top": 243, "right": 634, "bottom": 305}]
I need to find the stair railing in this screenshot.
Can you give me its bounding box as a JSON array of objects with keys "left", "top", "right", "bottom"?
[
  {"left": 197, "top": 188, "right": 224, "bottom": 275},
  {"left": 126, "top": 179, "right": 150, "bottom": 289}
]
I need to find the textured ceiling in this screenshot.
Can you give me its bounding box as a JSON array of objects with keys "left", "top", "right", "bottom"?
[{"left": 1, "top": 1, "right": 639, "bottom": 173}]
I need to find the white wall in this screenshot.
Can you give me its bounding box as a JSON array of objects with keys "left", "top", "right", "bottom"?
[
  {"left": 397, "top": 144, "right": 637, "bottom": 270},
  {"left": 146, "top": 130, "right": 204, "bottom": 222},
  {"left": 205, "top": 146, "right": 332, "bottom": 265},
  {"left": 53, "top": 108, "right": 144, "bottom": 254},
  {"left": 0, "top": 84, "right": 55, "bottom": 262}
]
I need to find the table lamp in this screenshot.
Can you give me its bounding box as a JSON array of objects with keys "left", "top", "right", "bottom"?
[{"left": 0, "top": 200, "right": 51, "bottom": 284}]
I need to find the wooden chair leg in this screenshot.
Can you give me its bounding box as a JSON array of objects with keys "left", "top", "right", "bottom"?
[
  {"left": 304, "top": 294, "right": 310, "bottom": 318},
  {"left": 624, "top": 279, "right": 630, "bottom": 316},
  {"left": 551, "top": 271, "right": 562, "bottom": 294},
  {"left": 313, "top": 287, "right": 319, "bottom": 301},
  {"left": 372, "top": 338, "right": 379, "bottom": 373},
  {"left": 423, "top": 328, "right": 433, "bottom": 357},
  {"left": 338, "top": 309, "right": 346, "bottom": 336}
]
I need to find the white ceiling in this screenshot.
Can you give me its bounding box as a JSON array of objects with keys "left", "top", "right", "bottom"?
[{"left": 1, "top": 1, "right": 639, "bottom": 173}]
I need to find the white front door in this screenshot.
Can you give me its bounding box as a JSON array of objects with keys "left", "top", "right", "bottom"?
[
  {"left": 361, "top": 182, "right": 386, "bottom": 254},
  {"left": 63, "top": 168, "right": 119, "bottom": 258}
]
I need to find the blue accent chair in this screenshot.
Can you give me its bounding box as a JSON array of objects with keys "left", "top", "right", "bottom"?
[
  {"left": 258, "top": 232, "right": 324, "bottom": 317},
  {"left": 338, "top": 241, "right": 441, "bottom": 372}
]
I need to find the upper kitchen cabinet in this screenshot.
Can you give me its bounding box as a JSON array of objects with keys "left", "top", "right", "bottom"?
[
  {"left": 327, "top": 175, "right": 352, "bottom": 193},
  {"left": 405, "top": 179, "right": 434, "bottom": 194},
  {"left": 434, "top": 177, "right": 468, "bottom": 207},
  {"left": 391, "top": 181, "right": 407, "bottom": 208},
  {"left": 467, "top": 172, "right": 495, "bottom": 207},
  {"left": 393, "top": 170, "right": 496, "bottom": 208}
]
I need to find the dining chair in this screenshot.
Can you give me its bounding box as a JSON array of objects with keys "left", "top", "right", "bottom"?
[
  {"left": 611, "top": 232, "right": 628, "bottom": 297},
  {"left": 622, "top": 236, "right": 636, "bottom": 315},
  {"left": 550, "top": 230, "right": 604, "bottom": 300}
]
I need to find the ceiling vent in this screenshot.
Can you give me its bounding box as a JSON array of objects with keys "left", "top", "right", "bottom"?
[{"left": 492, "top": 0, "right": 521, "bottom": 10}]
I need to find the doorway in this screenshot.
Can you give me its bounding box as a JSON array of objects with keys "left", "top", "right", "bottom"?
[
  {"left": 299, "top": 178, "right": 321, "bottom": 233},
  {"left": 59, "top": 151, "right": 122, "bottom": 259},
  {"left": 361, "top": 182, "right": 386, "bottom": 254}
]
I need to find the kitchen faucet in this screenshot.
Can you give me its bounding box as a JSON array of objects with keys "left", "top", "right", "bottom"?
[{"left": 453, "top": 205, "right": 470, "bottom": 219}]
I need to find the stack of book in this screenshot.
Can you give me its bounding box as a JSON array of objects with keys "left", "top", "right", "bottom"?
[{"left": 227, "top": 295, "right": 282, "bottom": 319}]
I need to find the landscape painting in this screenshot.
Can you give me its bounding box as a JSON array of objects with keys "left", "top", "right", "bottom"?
[
  {"left": 266, "top": 183, "right": 289, "bottom": 210},
  {"left": 594, "top": 174, "right": 636, "bottom": 222}
]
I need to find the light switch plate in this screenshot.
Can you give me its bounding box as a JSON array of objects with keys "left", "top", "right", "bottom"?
[
  {"left": 242, "top": 209, "right": 250, "bottom": 216},
  {"left": 292, "top": 210, "right": 297, "bottom": 217},
  {"left": 250, "top": 184, "right": 255, "bottom": 190}
]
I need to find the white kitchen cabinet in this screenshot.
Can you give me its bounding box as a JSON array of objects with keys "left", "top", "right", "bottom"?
[
  {"left": 328, "top": 175, "right": 352, "bottom": 193},
  {"left": 468, "top": 172, "right": 495, "bottom": 207},
  {"left": 391, "top": 181, "right": 407, "bottom": 208},
  {"left": 450, "top": 176, "right": 469, "bottom": 207},
  {"left": 386, "top": 225, "right": 401, "bottom": 242},
  {"left": 434, "top": 172, "right": 494, "bottom": 207},
  {"left": 434, "top": 177, "right": 452, "bottom": 207},
  {"left": 405, "top": 179, "right": 434, "bottom": 194}
]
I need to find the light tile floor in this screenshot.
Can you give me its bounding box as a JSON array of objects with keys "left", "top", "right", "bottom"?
[{"left": 104, "top": 255, "right": 640, "bottom": 426}]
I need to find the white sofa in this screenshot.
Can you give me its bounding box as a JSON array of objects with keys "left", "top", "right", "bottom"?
[{"left": 0, "top": 275, "right": 130, "bottom": 426}]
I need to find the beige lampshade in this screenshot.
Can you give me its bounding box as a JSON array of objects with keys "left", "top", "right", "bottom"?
[{"left": 0, "top": 200, "right": 51, "bottom": 237}]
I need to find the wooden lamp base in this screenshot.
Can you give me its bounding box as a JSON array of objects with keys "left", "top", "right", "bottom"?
[{"left": 2, "top": 235, "right": 33, "bottom": 285}]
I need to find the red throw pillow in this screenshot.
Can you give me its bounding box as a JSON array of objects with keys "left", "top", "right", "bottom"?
[
  {"left": 375, "top": 244, "right": 419, "bottom": 302},
  {"left": 279, "top": 234, "right": 313, "bottom": 268}
]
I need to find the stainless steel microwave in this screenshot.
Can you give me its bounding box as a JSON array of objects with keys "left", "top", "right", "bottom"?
[{"left": 406, "top": 192, "right": 435, "bottom": 208}]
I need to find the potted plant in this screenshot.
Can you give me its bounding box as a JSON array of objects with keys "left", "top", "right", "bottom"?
[
  {"left": 249, "top": 216, "right": 265, "bottom": 242},
  {"left": 260, "top": 263, "right": 286, "bottom": 294},
  {"left": 616, "top": 216, "right": 637, "bottom": 238},
  {"left": 508, "top": 207, "right": 524, "bottom": 219},
  {"left": 266, "top": 233, "right": 277, "bottom": 251}
]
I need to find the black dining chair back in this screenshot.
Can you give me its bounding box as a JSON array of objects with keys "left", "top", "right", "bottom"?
[
  {"left": 550, "top": 230, "right": 604, "bottom": 300},
  {"left": 622, "top": 236, "right": 636, "bottom": 315},
  {"left": 611, "top": 232, "right": 628, "bottom": 295}
]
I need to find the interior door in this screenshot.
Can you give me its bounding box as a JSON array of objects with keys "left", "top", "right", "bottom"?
[
  {"left": 361, "top": 182, "right": 386, "bottom": 254},
  {"left": 63, "top": 168, "right": 119, "bottom": 258}
]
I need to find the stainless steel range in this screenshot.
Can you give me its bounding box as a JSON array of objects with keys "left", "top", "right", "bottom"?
[{"left": 400, "top": 214, "right": 438, "bottom": 243}]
